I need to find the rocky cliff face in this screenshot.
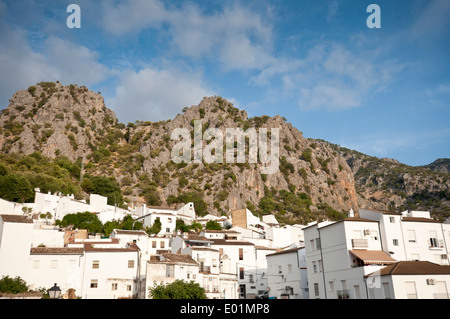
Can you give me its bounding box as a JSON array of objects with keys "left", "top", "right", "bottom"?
[
  {"left": 0, "top": 82, "right": 117, "bottom": 161},
  {"left": 1, "top": 82, "right": 448, "bottom": 222},
  {"left": 336, "top": 146, "right": 450, "bottom": 218}
]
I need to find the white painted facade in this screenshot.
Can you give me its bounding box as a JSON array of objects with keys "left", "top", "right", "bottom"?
[
  {"left": 304, "top": 218, "right": 391, "bottom": 299},
  {"left": 266, "top": 247, "right": 309, "bottom": 299},
  {"left": 359, "top": 209, "right": 450, "bottom": 265},
  {"left": 80, "top": 244, "right": 141, "bottom": 299}
]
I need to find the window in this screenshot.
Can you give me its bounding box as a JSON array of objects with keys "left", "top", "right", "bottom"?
[
  {"left": 318, "top": 260, "right": 323, "bottom": 272},
  {"left": 407, "top": 230, "right": 416, "bottom": 243},
  {"left": 329, "top": 281, "right": 335, "bottom": 292},
  {"left": 90, "top": 280, "right": 98, "bottom": 288},
  {"left": 354, "top": 285, "right": 361, "bottom": 299},
  {"left": 33, "top": 260, "right": 40, "bottom": 269},
  {"left": 310, "top": 239, "right": 315, "bottom": 251},
  {"left": 382, "top": 283, "right": 391, "bottom": 299},
  {"left": 314, "top": 283, "right": 319, "bottom": 297},
  {"left": 50, "top": 260, "right": 58, "bottom": 269},
  {"left": 393, "top": 239, "right": 399, "bottom": 246},
  {"left": 160, "top": 241, "right": 165, "bottom": 249},
  {"left": 239, "top": 267, "right": 244, "bottom": 280},
  {"left": 111, "top": 283, "right": 118, "bottom": 291},
  {"left": 166, "top": 265, "right": 174, "bottom": 277},
  {"left": 430, "top": 237, "right": 439, "bottom": 247},
  {"left": 152, "top": 241, "right": 157, "bottom": 248},
  {"left": 278, "top": 265, "right": 282, "bottom": 274},
  {"left": 405, "top": 281, "right": 417, "bottom": 299},
  {"left": 429, "top": 230, "right": 440, "bottom": 247},
  {"left": 127, "top": 285, "right": 132, "bottom": 291},
  {"left": 410, "top": 254, "right": 420, "bottom": 261},
  {"left": 165, "top": 227, "right": 170, "bottom": 233},
  {"left": 312, "top": 261, "right": 317, "bottom": 273},
  {"left": 239, "top": 248, "right": 243, "bottom": 260},
  {"left": 128, "top": 260, "right": 134, "bottom": 268},
  {"left": 92, "top": 260, "right": 99, "bottom": 269},
  {"left": 389, "top": 217, "right": 395, "bottom": 223},
  {"left": 288, "top": 264, "right": 292, "bottom": 273},
  {"left": 315, "top": 238, "right": 321, "bottom": 250}
]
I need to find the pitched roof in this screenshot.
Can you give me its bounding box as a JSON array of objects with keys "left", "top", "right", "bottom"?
[
  {"left": 211, "top": 239, "right": 255, "bottom": 246},
  {"left": 350, "top": 250, "right": 397, "bottom": 265},
  {"left": 0, "top": 214, "right": 33, "bottom": 224},
  {"left": 83, "top": 243, "right": 140, "bottom": 253},
  {"left": 112, "top": 229, "right": 148, "bottom": 236},
  {"left": 30, "top": 247, "right": 84, "bottom": 255},
  {"left": 401, "top": 217, "right": 442, "bottom": 223},
  {"left": 375, "top": 261, "right": 450, "bottom": 276},
  {"left": 267, "top": 247, "right": 303, "bottom": 257},
  {"left": 150, "top": 253, "right": 198, "bottom": 265}
]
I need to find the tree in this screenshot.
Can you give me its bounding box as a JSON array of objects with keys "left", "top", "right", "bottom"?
[
  {"left": 56, "top": 212, "right": 102, "bottom": 233},
  {"left": 81, "top": 175, "right": 124, "bottom": 207},
  {"left": 149, "top": 280, "right": 206, "bottom": 299},
  {"left": 0, "top": 173, "right": 34, "bottom": 203},
  {"left": 0, "top": 276, "right": 29, "bottom": 294},
  {"left": 205, "top": 220, "right": 222, "bottom": 230},
  {"left": 146, "top": 217, "right": 162, "bottom": 235}
]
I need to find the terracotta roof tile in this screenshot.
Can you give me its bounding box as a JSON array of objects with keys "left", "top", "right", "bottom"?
[
  {"left": 374, "top": 261, "right": 450, "bottom": 276},
  {"left": 1, "top": 214, "right": 33, "bottom": 223},
  {"left": 30, "top": 247, "right": 84, "bottom": 255}
]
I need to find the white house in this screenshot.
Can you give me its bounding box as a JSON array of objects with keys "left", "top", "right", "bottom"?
[
  {"left": 365, "top": 261, "right": 450, "bottom": 299},
  {"left": 210, "top": 238, "right": 260, "bottom": 298},
  {"left": 304, "top": 217, "right": 397, "bottom": 299},
  {"left": 266, "top": 247, "right": 309, "bottom": 299},
  {"left": 0, "top": 215, "right": 34, "bottom": 282},
  {"left": 134, "top": 203, "right": 196, "bottom": 232},
  {"left": 145, "top": 253, "right": 200, "bottom": 299},
  {"left": 359, "top": 209, "right": 449, "bottom": 265},
  {"left": 80, "top": 243, "right": 142, "bottom": 299},
  {"left": 28, "top": 247, "right": 84, "bottom": 295}
]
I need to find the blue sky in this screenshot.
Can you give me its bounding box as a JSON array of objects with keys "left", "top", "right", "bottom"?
[{"left": 0, "top": 0, "right": 449, "bottom": 166}]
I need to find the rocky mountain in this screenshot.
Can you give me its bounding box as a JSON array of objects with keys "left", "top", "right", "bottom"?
[
  {"left": 419, "top": 158, "right": 450, "bottom": 174},
  {"left": 0, "top": 82, "right": 448, "bottom": 222}
]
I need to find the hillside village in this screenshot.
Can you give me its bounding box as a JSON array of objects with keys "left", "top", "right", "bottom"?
[{"left": 1, "top": 189, "right": 450, "bottom": 299}]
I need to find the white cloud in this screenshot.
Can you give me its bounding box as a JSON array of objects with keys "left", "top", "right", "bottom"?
[
  {"left": 0, "top": 7, "right": 108, "bottom": 107},
  {"left": 101, "top": 1, "right": 273, "bottom": 71},
  {"left": 108, "top": 66, "right": 213, "bottom": 123}
]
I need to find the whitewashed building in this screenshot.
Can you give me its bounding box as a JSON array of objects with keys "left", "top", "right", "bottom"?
[
  {"left": 359, "top": 209, "right": 449, "bottom": 265},
  {"left": 304, "top": 217, "right": 397, "bottom": 299},
  {"left": 266, "top": 247, "right": 308, "bottom": 299},
  {"left": 365, "top": 261, "right": 450, "bottom": 299}
]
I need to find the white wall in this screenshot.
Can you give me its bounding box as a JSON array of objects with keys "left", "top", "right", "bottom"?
[
  {"left": 28, "top": 251, "right": 83, "bottom": 295},
  {"left": 80, "top": 249, "right": 140, "bottom": 299},
  {"left": 0, "top": 218, "right": 33, "bottom": 282}
]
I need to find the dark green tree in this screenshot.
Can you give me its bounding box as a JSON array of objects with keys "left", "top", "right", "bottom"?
[
  {"left": 0, "top": 173, "right": 34, "bottom": 203},
  {"left": 56, "top": 212, "right": 103, "bottom": 233},
  {"left": 0, "top": 276, "right": 29, "bottom": 294},
  {"left": 149, "top": 280, "right": 206, "bottom": 299},
  {"left": 205, "top": 220, "right": 222, "bottom": 230},
  {"left": 81, "top": 175, "right": 124, "bottom": 207}
]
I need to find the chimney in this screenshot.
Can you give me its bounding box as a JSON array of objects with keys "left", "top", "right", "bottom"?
[{"left": 348, "top": 209, "right": 354, "bottom": 218}]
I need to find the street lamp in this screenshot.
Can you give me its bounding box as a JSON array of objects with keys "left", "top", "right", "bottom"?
[{"left": 48, "top": 283, "right": 61, "bottom": 299}]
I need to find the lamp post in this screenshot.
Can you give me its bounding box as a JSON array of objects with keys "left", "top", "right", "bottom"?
[{"left": 48, "top": 283, "right": 61, "bottom": 299}]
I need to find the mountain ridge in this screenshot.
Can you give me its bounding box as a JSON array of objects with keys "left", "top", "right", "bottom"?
[{"left": 0, "top": 82, "right": 448, "bottom": 222}]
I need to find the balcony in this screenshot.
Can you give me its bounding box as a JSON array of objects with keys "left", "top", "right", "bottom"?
[
  {"left": 199, "top": 265, "right": 211, "bottom": 273},
  {"left": 337, "top": 290, "right": 350, "bottom": 299},
  {"left": 352, "top": 239, "right": 368, "bottom": 249}
]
